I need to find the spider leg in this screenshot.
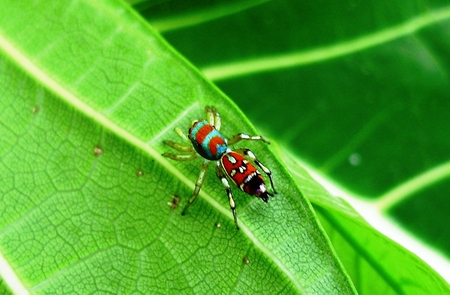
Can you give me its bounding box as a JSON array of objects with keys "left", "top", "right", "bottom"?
[
  {"left": 235, "top": 148, "right": 277, "bottom": 194},
  {"left": 174, "top": 127, "right": 190, "bottom": 142},
  {"left": 213, "top": 108, "right": 221, "bottom": 131},
  {"left": 205, "top": 106, "right": 215, "bottom": 126},
  {"left": 162, "top": 126, "right": 195, "bottom": 156},
  {"left": 227, "top": 133, "right": 270, "bottom": 145},
  {"left": 182, "top": 160, "right": 210, "bottom": 216},
  {"left": 205, "top": 106, "right": 221, "bottom": 131},
  {"left": 162, "top": 152, "right": 198, "bottom": 161},
  {"left": 163, "top": 140, "right": 194, "bottom": 152},
  {"left": 215, "top": 163, "right": 239, "bottom": 229}
]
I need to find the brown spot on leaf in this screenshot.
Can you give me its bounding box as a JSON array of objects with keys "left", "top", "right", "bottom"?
[
  {"left": 94, "top": 146, "right": 103, "bottom": 156},
  {"left": 168, "top": 195, "right": 180, "bottom": 210}
]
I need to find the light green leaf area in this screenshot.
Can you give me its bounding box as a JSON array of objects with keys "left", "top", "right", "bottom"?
[{"left": 0, "top": 1, "right": 355, "bottom": 294}]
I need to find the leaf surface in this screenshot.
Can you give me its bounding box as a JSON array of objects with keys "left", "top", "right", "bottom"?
[{"left": 0, "top": 0, "right": 355, "bottom": 294}]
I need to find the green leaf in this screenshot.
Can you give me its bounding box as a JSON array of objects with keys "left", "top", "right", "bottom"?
[
  {"left": 0, "top": 278, "right": 13, "bottom": 295},
  {"left": 0, "top": 0, "right": 355, "bottom": 294}
]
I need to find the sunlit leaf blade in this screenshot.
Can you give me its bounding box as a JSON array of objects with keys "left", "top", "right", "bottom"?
[{"left": 0, "top": 0, "right": 356, "bottom": 294}]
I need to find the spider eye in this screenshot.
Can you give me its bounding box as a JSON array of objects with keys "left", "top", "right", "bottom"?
[{"left": 191, "top": 120, "right": 199, "bottom": 126}]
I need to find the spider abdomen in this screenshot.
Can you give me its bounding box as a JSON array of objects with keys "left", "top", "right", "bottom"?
[{"left": 221, "top": 151, "right": 270, "bottom": 202}]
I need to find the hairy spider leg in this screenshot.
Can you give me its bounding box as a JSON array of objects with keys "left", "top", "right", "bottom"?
[
  {"left": 205, "top": 106, "right": 215, "bottom": 127},
  {"left": 205, "top": 106, "right": 221, "bottom": 130},
  {"left": 175, "top": 127, "right": 190, "bottom": 142},
  {"left": 205, "top": 106, "right": 221, "bottom": 131},
  {"left": 182, "top": 160, "right": 210, "bottom": 216},
  {"left": 234, "top": 148, "right": 277, "bottom": 194},
  {"left": 215, "top": 163, "right": 239, "bottom": 229},
  {"left": 163, "top": 140, "right": 194, "bottom": 152},
  {"left": 162, "top": 127, "right": 197, "bottom": 160},
  {"left": 162, "top": 152, "right": 198, "bottom": 161},
  {"left": 227, "top": 133, "right": 270, "bottom": 145}
]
